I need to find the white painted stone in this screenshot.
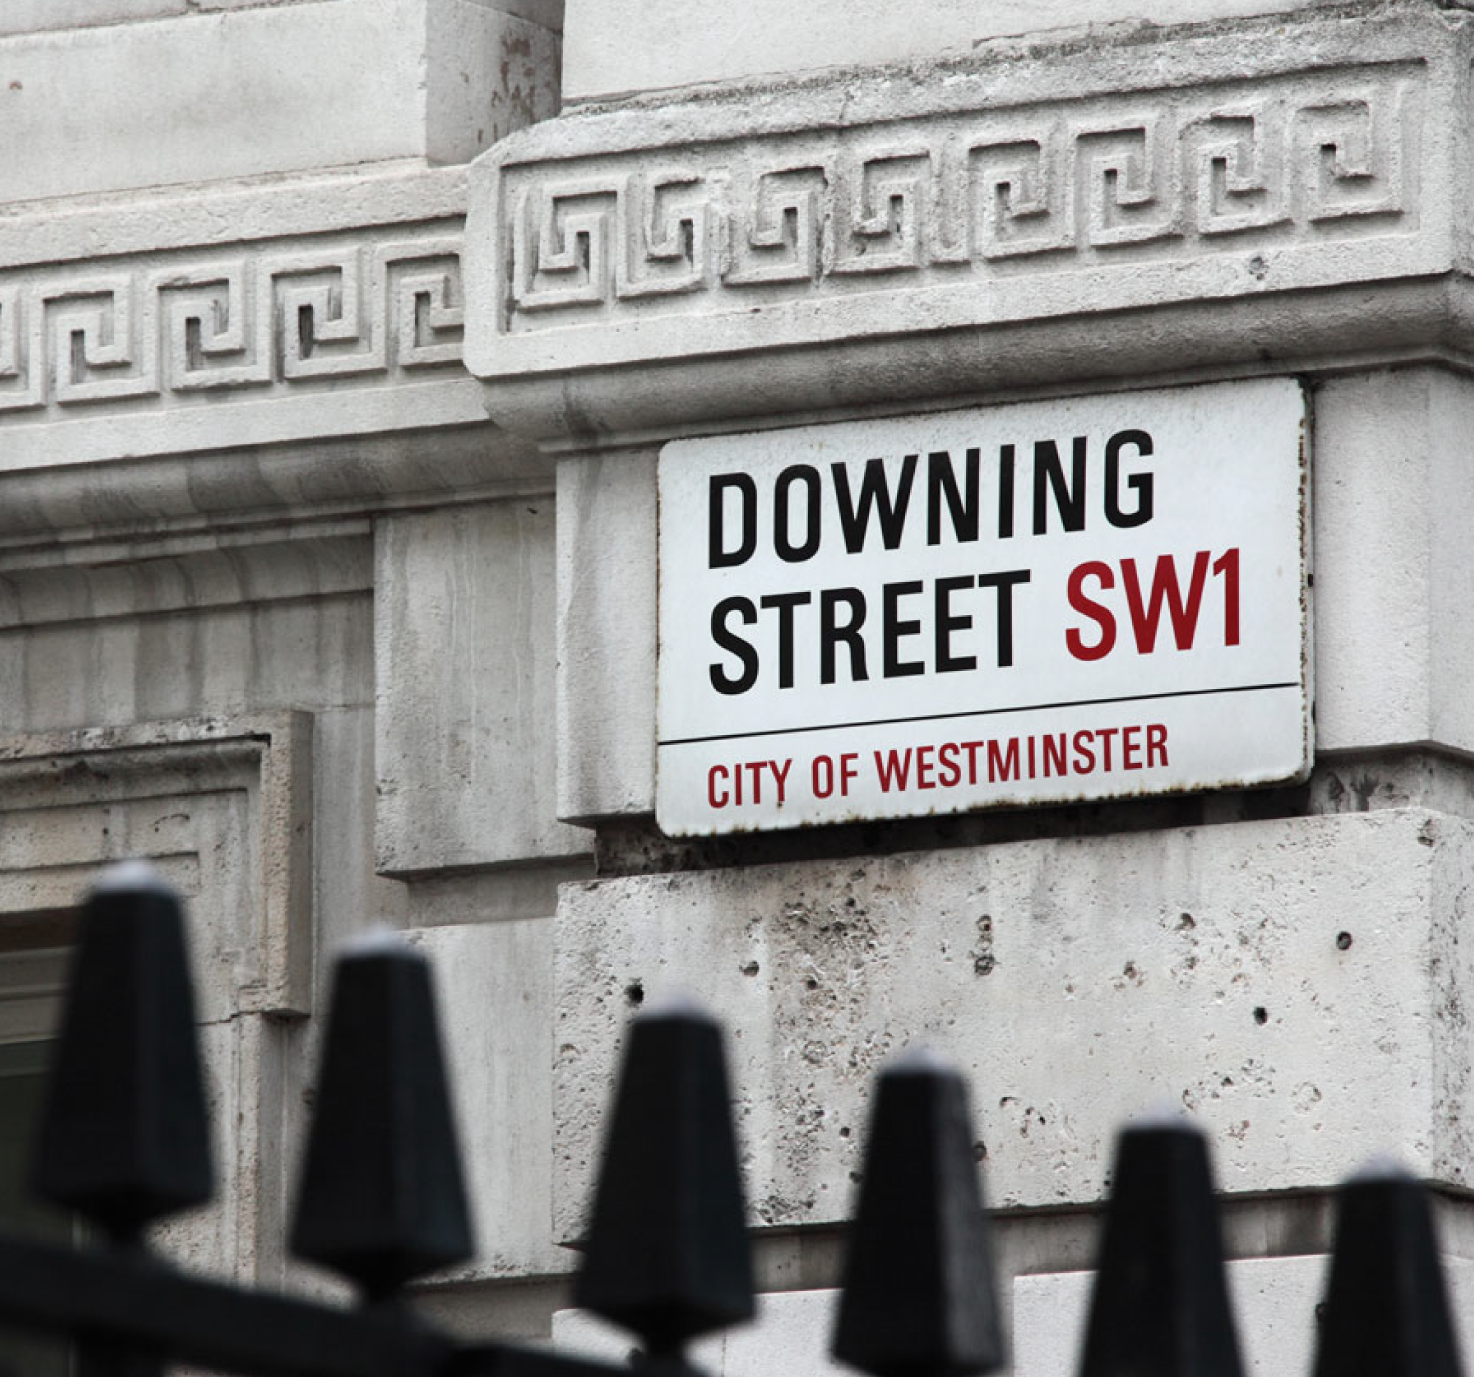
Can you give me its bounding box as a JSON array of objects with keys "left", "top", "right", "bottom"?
[
  {"left": 376, "top": 501, "right": 588, "bottom": 874},
  {"left": 157, "top": 1014, "right": 306, "bottom": 1286},
  {"left": 561, "top": 0, "right": 1360, "bottom": 100},
  {"left": 0, "top": 536, "right": 371, "bottom": 632},
  {"left": 1015, "top": 1256, "right": 1320, "bottom": 1376},
  {"left": 0, "top": 171, "right": 484, "bottom": 476},
  {"left": 0, "top": 1, "right": 419, "bottom": 202},
  {"left": 475, "top": 0, "right": 563, "bottom": 27},
  {"left": 555, "top": 451, "right": 657, "bottom": 823},
  {"left": 0, "top": 163, "right": 468, "bottom": 266},
  {"left": 406, "top": 918, "right": 572, "bottom": 1279},
  {"left": 0, "top": 163, "right": 549, "bottom": 543},
  {"left": 0, "top": 0, "right": 560, "bottom": 204},
  {"left": 554, "top": 811, "right": 1474, "bottom": 1238}
]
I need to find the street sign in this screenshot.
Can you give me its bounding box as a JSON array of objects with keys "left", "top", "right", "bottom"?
[{"left": 656, "top": 379, "right": 1310, "bottom": 836}]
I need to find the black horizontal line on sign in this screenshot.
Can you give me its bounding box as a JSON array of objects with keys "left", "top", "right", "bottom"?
[{"left": 658, "top": 681, "right": 1301, "bottom": 748}]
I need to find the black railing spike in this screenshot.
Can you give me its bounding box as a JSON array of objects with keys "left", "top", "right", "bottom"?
[
  {"left": 1311, "top": 1159, "right": 1463, "bottom": 1377},
  {"left": 32, "top": 860, "right": 213, "bottom": 1245},
  {"left": 1078, "top": 1111, "right": 1244, "bottom": 1377},
  {"left": 831, "top": 1045, "right": 1005, "bottom": 1377},
  {"left": 574, "top": 990, "right": 755, "bottom": 1363},
  {"left": 290, "top": 929, "right": 473, "bottom": 1301}
]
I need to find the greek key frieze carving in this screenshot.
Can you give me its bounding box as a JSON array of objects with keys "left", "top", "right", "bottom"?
[
  {"left": 497, "top": 68, "right": 1419, "bottom": 328},
  {"left": 0, "top": 235, "right": 465, "bottom": 415},
  {"left": 514, "top": 172, "right": 714, "bottom": 311}
]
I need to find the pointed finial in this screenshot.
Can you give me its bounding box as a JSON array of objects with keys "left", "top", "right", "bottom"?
[
  {"left": 290, "top": 936, "right": 473, "bottom": 1299},
  {"left": 1078, "top": 1117, "right": 1244, "bottom": 1377},
  {"left": 832, "top": 1046, "right": 1004, "bottom": 1377},
  {"left": 32, "top": 861, "right": 213, "bottom": 1243},
  {"left": 574, "top": 996, "right": 755, "bottom": 1357},
  {"left": 1311, "top": 1161, "right": 1462, "bottom": 1377}
]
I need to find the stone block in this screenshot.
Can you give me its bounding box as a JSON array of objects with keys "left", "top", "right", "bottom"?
[
  {"left": 428, "top": 4, "right": 561, "bottom": 166},
  {"left": 406, "top": 918, "right": 571, "bottom": 1279},
  {"left": 0, "top": 162, "right": 497, "bottom": 485},
  {"left": 0, "top": 0, "right": 560, "bottom": 204},
  {"left": 554, "top": 810, "right": 1474, "bottom": 1239},
  {"left": 555, "top": 450, "right": 657, "bottom": 824},
  {"left": 158, "top": 1013, "right": 306, "bottom": 1286},
  {"left": 311, "top": 705, "right": 416, "bottom": 959},
  {"left": 1314, "top": 370, "right": 1474, "bottom": 758},
  {"left": 554, "top": 1255, "right": 1474, "bottom": 1377},
  {"left": 376, "top": 500, "right": 589, "bottom": 875}
]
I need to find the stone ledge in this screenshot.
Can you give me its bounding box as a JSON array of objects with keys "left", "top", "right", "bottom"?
[
  {"left": 465, "top": 7, "right": 1471, "bottom": 439},
  {"left": 550, "top": 1257, "right": 1474, "bottom": 1377},
  {"left": 558, "top": 0, "right": 1399, "bottom": 103}
]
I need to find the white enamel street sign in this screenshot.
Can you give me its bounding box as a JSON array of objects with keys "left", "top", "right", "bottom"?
[{"left": 656, "top": 379, "right": 1311, "bottom": 836}]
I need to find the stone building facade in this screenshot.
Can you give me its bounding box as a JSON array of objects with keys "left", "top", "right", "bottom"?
[{"left": 3, "top": 0, "right": 1474, "bottom": 1372}]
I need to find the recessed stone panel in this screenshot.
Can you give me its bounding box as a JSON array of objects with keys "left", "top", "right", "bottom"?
[{"left": 0, "top": 715, "right": 315, "bottom": 1284}]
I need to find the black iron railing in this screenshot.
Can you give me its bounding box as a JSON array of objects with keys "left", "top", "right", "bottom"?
[{"left": 0, "top": 863, "right": 1460, "bottom": 1377}]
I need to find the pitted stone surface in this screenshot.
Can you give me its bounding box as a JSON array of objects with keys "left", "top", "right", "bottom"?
[{"left": 554, "top": 810, "right": 1474, "bottom": 1238}]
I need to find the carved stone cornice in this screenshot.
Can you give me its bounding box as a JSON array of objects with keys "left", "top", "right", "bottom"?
[
  {"left": 464, "top": 7, "right": 1472, "bottom": 440},
  {"left": 0, "top": 165, "right": 546, "bottom": 546}
]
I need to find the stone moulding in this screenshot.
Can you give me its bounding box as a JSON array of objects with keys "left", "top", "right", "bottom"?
[
  {"left": 464, "top": 10, "right": 1470, "bottom": 437},
  {"left": 0, "top": 236, "right": 465, "bottom": 411}
]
